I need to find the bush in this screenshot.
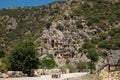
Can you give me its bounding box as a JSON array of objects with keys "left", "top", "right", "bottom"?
[
  {"left": 66, "top": 64, "right": 77, "bottom": 73},
  {"left": 98, "top": 32, "right": 107, "bottom": 40},
  {"left": 87, "top": 48, "right": 99, "bottom": 62},
  {"left": 0, "top": 49, "right": 5, "bottom": 58},
  {"left": 91, "top": 37, "right": 100, "bottom": 44},
  {"left": 114, "top": 39, "right": 120, "bottom": 47},
  {"left": 77, "top": 61, "right": 87, "bottom": 72},
  {"left": 56, "top": 24, "right": 64, "bottom": 31},
  {"left": 76, "top": 22, "right": 83, "bottom": 29},
  {"left": 0, "top": 63, "right": 8, "bottom": 73},
  {"left": 0, "top": 58, "right": 8, "bottom": 73},
  {"left": 60, "top": 66, "right": 67, "bottom": 73},
  {"left": 78, "top": 48, "right": 83, "bottom": 53},
  {"left": 100, "top": 51, "right": 108, "bottom": 58},
  {"left": 98, "top": 40, "right": 112, "bottom": 50},
  {"left": 109, "top": 28, "right": 120, "bottom": 38},
  {"left": 46, "top": 23, "right": 51, "bottom": 29},
  {"left": 60, "top": 64, "right": 77, "bottom": 73},
  {"left": 87, "top": 21, "right": 93, "bottom": 26},
  {"left": 63, "top": 15, "right": 70, "bottom": 20},
  {"left": 66, "top": 59, "right": 70, "bottom": 64},
  {"left": 41, "top": 59, "right": 56, "bottom": 69},
  {"left": 82, "top": 41, "right": 95, "bottom": 49}
]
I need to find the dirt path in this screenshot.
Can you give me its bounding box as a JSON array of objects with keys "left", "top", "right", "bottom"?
[{"left": 1, "top": 72, "right": 87, "bottom": 80}]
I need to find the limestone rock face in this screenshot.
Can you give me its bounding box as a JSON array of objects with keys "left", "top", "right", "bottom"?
[
  {"left": 108, "top": 50, "right": 120, "bottom": 66},
  {"left": 0, "top": 16, "right": 17, "bottom": 30},
  {"left": 38, "top": 17, "right": 105, "bottom": 67},
  {"left": 96, "top": 57, "right": 108, "bottom": 71},
  {"left": 7, "top": 17, "right": 17, "bottom": 30}
]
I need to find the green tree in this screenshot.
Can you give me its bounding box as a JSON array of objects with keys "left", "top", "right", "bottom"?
[
  {"left": 0, "top": 49, "right": 5, "bottom": 58},
  {"left": 7, "top": 40, "right": 39, "bottom": 73},
  {"left": 87, "top": 48, "right": 99, "bottom": 62}
]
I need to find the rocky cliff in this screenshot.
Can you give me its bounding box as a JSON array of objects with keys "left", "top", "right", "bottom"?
[{"left": 0, "top": 0, "right": 120, "bottom": 70}]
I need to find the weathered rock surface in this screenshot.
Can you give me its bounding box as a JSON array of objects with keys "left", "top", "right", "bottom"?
[
  {"left": 7, "top": 71, "right": 24, "bottom": 77},
  {"left": 0, "top": 73, "right": 9, "bottom": 78}
]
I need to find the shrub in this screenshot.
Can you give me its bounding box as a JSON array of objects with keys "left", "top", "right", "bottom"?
[
  {"left": 100, "top": 51, "right": 108, "bottom": 58},
  {"left": 109, "top": 28, "right": 120, "bottom": 38},
  {"left": 98, "top": 32, "right": 107, "bottom": 40},
  {"left": 66, "top": 64, "right": 77, "bottom": 73},
  {"left": 63, "top": 15, "right": 70, "bottom": 20},
  {"left": 56, "top": 24, "right": 64, "bottom": 31},
  {"left": 0, "top": 58, "right": 8, "bottom": 73},
  {"left": 78, "top": 48, "right": 83, "bottom": 53},
  {"left": 87, "top": 61, "right": 96, "bottom": 74},
  {"left": 41, "top": 59, "right": 56, "bottom": 69},
  {"left": 87, "top": 21, "right": 93, "bottom": 26},
  {"left": 0, "top": 49, "right": 5, "bottom": 58},
  {"left": 98, "top": 40, "right": 112, "bottom": 50},
  {"left": 76, "top": 22, "right": 83, "bottom": 29},
  {"left": 46, "top": 22, "right": 51, "bottom": 29},
  {"left": 77, "top": 61, "right": 87, "bottom": 72},
  {"left": 87, "top": 48, "right": 99, "bottom": 62},
  {"left": 91, "top": 37, "right": 100, "bottom": 44},
  {"left": 0, "top": 63, "right": 8, "bottom": 73},
  {"left": 66, "top": 59, "right": 70, "bottom": 64},
  {"left": 82, "top": 41, "right": 95, "bottom": 49}
]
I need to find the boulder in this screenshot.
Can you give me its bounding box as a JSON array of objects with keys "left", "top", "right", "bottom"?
[
  {"left": 7, "top": 71, "right": 15, "bottom": 77},
  {"left": 1, "top": 73, "right": 9, "bottom": 78},
  {"left": 7, "top": 71, "right": 24, "bottom": 77},
  {"left": 14, "top": 71, "right": 23, "bottom": 77},
  {"left": 34, "top": 69, "right": 43, "bottom": 76}
]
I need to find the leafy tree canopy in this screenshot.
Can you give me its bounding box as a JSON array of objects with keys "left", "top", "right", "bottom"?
[
  {"left": 87, "top": 48, "right": 99, "bottom": 62},
  {"left": 7, "top": 40, "right": 39, "bottom": 73},
  {"left": 0, "top": 49, "right": 5, "bottom": 58}
]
